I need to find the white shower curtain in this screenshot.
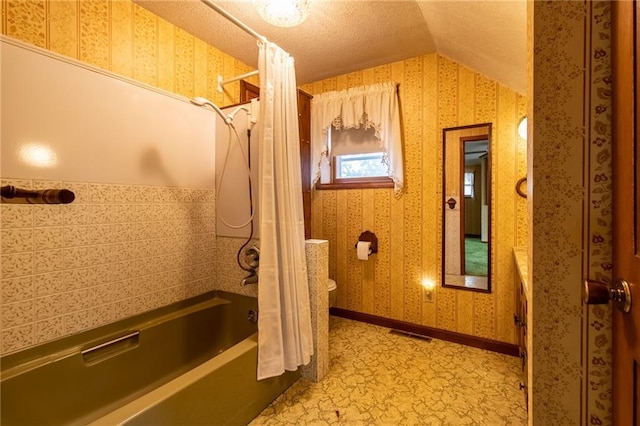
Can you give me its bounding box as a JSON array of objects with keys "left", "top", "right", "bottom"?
[{"left": 256, "top": 40, "right": 313, "bottom": 380}]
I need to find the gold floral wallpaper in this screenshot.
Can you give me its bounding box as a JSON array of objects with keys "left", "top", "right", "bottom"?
[
  {"left": 528, "top": 3, "right": 585, "bottom": 421},
  {"left": 528, "top": 1, "right": 613, "bottom": 424},
  {"left": 0, "top": 0, "right": 258, "bottom": 107},
  {"left": 585, "top": 2, "right": 613, "bottom": 424},
  {"left": 302, "top": 55, "right": 528, "bottom": 345}
]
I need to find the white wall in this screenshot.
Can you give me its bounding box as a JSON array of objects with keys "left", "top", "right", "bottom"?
[
  {"left": 215, "top": 101, "right": 260, "bottom": 238},
  {"left": 1, "top": 37, "right": 215, "bottom": 188}
]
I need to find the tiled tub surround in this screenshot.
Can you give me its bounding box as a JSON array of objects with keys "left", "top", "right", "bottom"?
[
  {"left": 215, "top": 236, "right": 260, "bottom": 298},
  {"left": 1, "top": 179, "right": 216, "bottom": 355},
  {"left": 301, "top": 239, "right": 329, "bottom": 383},
  {"left": 216, "top": 236, "right": 330, "bottom": 383}
]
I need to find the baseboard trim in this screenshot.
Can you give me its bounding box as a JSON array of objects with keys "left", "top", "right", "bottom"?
[{"left": 330, "top": 307, "right": 519, "bottom": 357}]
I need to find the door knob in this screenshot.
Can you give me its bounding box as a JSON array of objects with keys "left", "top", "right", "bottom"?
[
  {"left": 583, "top": 279, "right": 631, "bottom": 313},
  {"left": 446, "top": 198, "right": 457, "bottom": 209}
]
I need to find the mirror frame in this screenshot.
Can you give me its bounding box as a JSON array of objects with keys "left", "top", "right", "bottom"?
[{"left": 441, "top": 123, "right": 492, "bottom": 293}]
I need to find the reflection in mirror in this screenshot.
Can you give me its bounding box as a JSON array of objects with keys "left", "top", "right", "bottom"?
[{"left": 442, "top": 123, "right": 491, "bottom": 292}]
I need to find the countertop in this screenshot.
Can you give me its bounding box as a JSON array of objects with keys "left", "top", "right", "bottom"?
[{"left": 513, "top": 247, "right": 529, "bottom": 297}]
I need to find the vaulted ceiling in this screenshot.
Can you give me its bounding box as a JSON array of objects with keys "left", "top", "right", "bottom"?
[{"left": 136, "top": 0, "right": 526, "bottom": 94}]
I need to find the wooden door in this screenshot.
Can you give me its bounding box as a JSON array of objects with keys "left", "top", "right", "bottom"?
[
  {"left": 297, "top": 90, "right": 313, "bottom": 239},
  {"left": 239, "top": 80, "right": 260, "bottom": 102},
  {"left": 613, "top": 1, "right": 640, "bottom": 423}
]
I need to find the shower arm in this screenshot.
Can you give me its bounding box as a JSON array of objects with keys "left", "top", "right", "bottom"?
[
  {"left": 227, "top": 106, "right": 253, "bottom": 123},
  {"left": 191, "top": 97, "right": 255, "bottom": 126}
]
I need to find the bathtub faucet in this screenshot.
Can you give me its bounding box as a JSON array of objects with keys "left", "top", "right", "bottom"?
[
  {"left": 245, "top": 246, "right": 260, "bottom": 269},
  {"left": 241, "top": 246, "right": 259, "bottom": 286},
  {"left": 242, "top": 270, "right": 258, "bottom": 286}
]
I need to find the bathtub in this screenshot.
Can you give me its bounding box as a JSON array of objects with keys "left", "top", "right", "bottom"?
[{"left": 0, "top": 291, "right": 299, "bottom": 425}]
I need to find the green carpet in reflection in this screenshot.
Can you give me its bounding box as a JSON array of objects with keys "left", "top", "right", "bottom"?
[{"left": 465, "top": 236, "right": 488, "bottom": 276}]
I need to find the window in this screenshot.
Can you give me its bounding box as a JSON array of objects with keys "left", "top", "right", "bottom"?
[
  {"left": 464, "top": 171, "right": 475, "bottom": 198},
  {"left": 318, "top": 125, "right": 393, "bottom": 188},
  {"left": 311, "top": 82, "right": 404, "bottom": 195},
  {"left": 335, "top": 153, "right": 388, "bottom": 179}
]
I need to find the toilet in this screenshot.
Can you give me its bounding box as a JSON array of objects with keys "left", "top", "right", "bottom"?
[{"left": 328, "top": 278, "right": 337, "bottom": 308}]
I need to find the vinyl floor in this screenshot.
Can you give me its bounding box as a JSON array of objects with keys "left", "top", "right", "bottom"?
[{"left": 250, "top": 317, "right": 527, "bottom": 425}]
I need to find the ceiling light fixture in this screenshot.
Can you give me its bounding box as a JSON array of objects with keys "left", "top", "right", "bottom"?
[{"left": 254, "top": 0, "right": 311, "bottom": 28}]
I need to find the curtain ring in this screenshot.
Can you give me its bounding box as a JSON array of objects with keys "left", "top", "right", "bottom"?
[{"left": 516, "top": 177, "right": 527, "bottom": 198}]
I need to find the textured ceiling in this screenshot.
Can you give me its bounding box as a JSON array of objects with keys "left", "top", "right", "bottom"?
[{"left": 135, "top": 0, "right": 526, "bottom": 94}]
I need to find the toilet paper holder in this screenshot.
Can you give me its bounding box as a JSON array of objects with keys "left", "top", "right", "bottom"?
[{"left": 355, "top": 231, "right": 378, "bottom": 254}]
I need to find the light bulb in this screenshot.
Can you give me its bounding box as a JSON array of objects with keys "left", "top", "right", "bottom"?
[
  {"left": 254, "top": 0, "right": 311, "bottom": 28},
  {"left": 421, "top": 278, "right": 436, "bottom": 290},
  {"left": 518, "top": 117, "right": 527, "bottom": 141}
]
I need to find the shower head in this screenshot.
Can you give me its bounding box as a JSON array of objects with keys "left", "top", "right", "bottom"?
[
  {"left": 190, "top": 97, "right": 230, "bottom": 123},
  {"left": 191, "top": 96, "right": 211, "bottom": 107}
]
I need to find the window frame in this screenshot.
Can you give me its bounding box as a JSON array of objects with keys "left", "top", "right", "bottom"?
[
  {"left": 316, "top": 127, "right": 394, "bottom": 190},
  {"left": 316, "top": 154, "right": 394, "bottom": 190}
]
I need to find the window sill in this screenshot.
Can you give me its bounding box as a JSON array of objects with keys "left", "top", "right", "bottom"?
[{"left": 316, "top": 181, "right": 394, "bottom": 190}]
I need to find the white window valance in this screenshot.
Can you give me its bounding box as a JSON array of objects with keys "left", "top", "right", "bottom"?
[{"left": 310, "top": 82, "right": 404, "bottom": 196}]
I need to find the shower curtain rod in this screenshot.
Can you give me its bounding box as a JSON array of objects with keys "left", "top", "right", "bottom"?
[
  {"left": 200, "top": 0, "right": 264, "bottom": 93},
  {"left": 200, "top": 0, "right": 266, "bottom": 42},
  {"left": 217, "top": 70, "right": 259, "bottom": 92}
]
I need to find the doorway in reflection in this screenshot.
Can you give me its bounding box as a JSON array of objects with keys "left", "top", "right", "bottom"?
[
  {"left": 443, "top": 123, "right": 491, "bottom": 292},
  {"left": 463, "top": 139, "right": 488, "bottom": 276}
]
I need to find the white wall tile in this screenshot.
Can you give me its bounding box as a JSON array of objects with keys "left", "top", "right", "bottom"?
[
  {"left": 1, "top": 229, "right": 33, "bottom": 253},
  {"left": 2, "top": 276, "right": 33, "bottom": 303},
  {"left": 0, "top": 181, "right": 217, "bottom": 355}
]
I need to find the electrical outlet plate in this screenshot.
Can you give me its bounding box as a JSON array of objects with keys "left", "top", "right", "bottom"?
[{"left": 424, "top": 288, "right": 434, "bottom": 303}]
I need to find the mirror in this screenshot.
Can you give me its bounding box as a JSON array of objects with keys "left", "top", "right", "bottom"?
[{"left": 442, "top": 123, "right": 492, "bottom": 292}]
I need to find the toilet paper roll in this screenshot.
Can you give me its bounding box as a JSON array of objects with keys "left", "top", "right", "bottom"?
[{"left": 357, "top": 241, "right": 371, "bottom": 260}]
